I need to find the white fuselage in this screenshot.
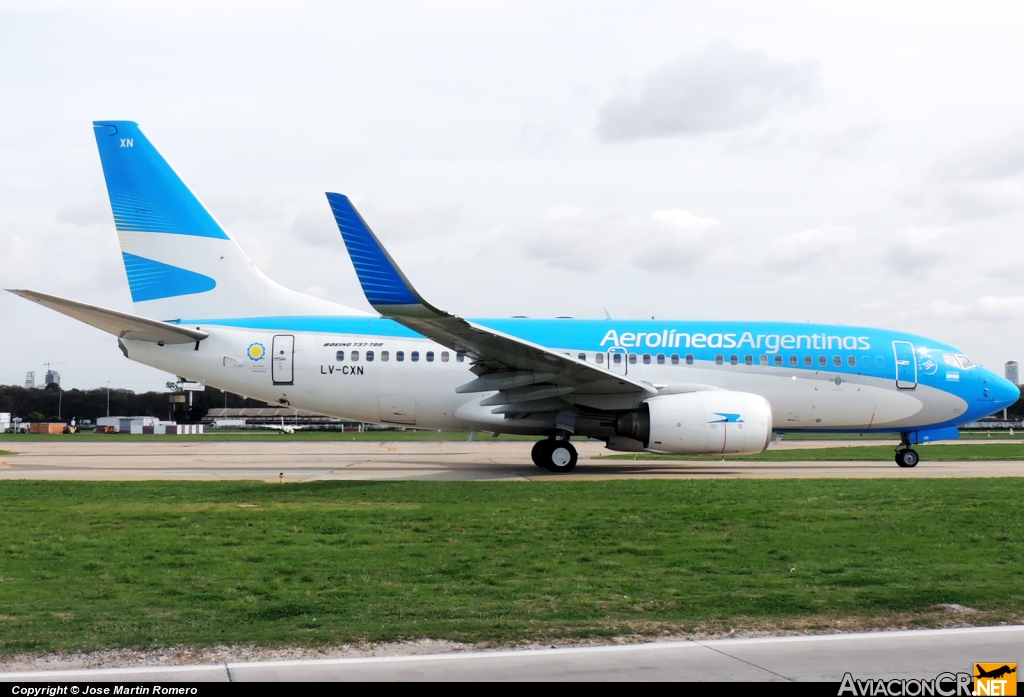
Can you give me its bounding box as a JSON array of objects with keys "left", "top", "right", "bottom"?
[{"left": 124, "top": 325, "right": 971, "bottom": 435}]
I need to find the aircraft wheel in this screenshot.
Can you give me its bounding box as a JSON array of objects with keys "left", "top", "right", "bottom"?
[
  {"left": 895, "top": 448, "right": 919, "bottom": 468},
  {"left": 531, "top": 440, "right": 551, "bottom": 468},
  {"left": 544, "top": 440, "right": 578, "bottom": 473}
]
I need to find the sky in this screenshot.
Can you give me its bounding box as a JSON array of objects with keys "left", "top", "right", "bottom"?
[{"left": 3, "top": 1, "right": 1024, "bottom": 392}]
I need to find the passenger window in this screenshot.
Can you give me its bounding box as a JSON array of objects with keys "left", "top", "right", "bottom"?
[
  {"left": 804, "top": 355, "right": 812, "bottom": 367},
  {"left": 860, "top": 356, "right": 870, "bottom": 367},
  {"left": 875, "top": 356, "right": 884, "bottom": 368},
  {"left": 396, "top": 351, "right": 405, "bottom": 362},
  {"left": 613, "top": 354, "right": 622, "bottom": 365},
  {"left": 628, "top": 354, "right": 637, "bottom": 364},
  {"left": 833, "top": 356, "right": 842, "bottom": 367},
  {"left": 744, "top": 355, "right": 753, "bottom": 365},
  {"left": 456, "top": 352, "right": 465, "bottom": 363},
  {"left": 411, "top": 351, "right": 420, "bottom": 362},
  {"left": 789, "top": 355, "right": 797, "bottom": 366},
  {"left": 351, "top": 351, "right": 359, "bottom": 361},
  {"left": 381, "top": 350, "right": 389, "bottom": 362},
  {"left": 336, "top": 351, "right": 345, "bottom": 362},
  {"left": 847, "top": 356, "right": 856, "bottom": 367},
  {"left": 441, "top": 351, "right": 449, "bottom": 362},
  {"left": 366, "top": 350, "right": 374, "bottom": 362},
  {"left": 426, "top": 351, "right": 434, "bottom": 362},
  {"left": 671, "top": 354, "right": 679, "bottom": 365},
  {"left": 657, "top": 354, "right": 666, "bottom": 364},
  {"left": 595, "top": 353, "right": 604, "bottom": 364},
  {"left": 715, "top": 355, "right": 724, "bottom": 365},
  {"left": 578, "top": 352, "right": 587, "bottom": 361},
  {"left": 774, "top": 355, "right": 783, "bottom": 366},
  {"left": 685, "top": 354, "right": 694, "bottom": 365},
  {"left": 729, "top": 354, "right": 739, "bottom": 365},
  {"left": 759, "top": 355, "right": 768, "bottom": 366},
  {"left": 643, "top": 354, "right": 651, "bottom": 364},
  {"left": 818, "top": 356, "right": 827, "bottom": 367}
]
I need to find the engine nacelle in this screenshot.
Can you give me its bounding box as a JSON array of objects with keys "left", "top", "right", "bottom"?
[{"left": 615, "top": 391, "right": 772, "bottom": 456}]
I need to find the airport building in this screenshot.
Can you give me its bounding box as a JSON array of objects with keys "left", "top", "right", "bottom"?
[{"left": 95, "top": 416, "right": 203, "bottom": 435}]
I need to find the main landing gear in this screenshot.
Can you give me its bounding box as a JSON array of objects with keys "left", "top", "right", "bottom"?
[
  {"left": 895, "top": 435, "right": 919, "bottom": 468},
  {"left": 531, "top": 437, "right": 578, "bottom": 473}
]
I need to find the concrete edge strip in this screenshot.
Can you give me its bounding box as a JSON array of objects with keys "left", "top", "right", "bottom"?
[{"left": 2, "top": 624, "right": 1022, "bottom": 679}]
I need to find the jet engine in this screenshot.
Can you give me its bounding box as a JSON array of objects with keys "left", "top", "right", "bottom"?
[{"left": 615, "top": 391, "right": 772, "bottom": 456}]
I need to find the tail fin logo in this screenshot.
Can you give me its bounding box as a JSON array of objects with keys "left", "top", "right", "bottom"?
[{"left": 120, "top": 138, "right": 133, "bottom": 148}]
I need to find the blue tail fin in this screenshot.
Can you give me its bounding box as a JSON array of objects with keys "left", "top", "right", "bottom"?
[
  {"left": 92, "top": 121, "right": 366, "bottom": 320},
  {"left": 94, "top": 121, "right": 228, "bottom": 240}
]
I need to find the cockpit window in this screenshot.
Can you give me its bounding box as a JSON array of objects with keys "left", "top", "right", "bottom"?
[
  {"left": 956, "top": 354, "right": 975, "bottom": 369},
  {"left": 943, "top": 353, "right": 959, "bottom": 368}
]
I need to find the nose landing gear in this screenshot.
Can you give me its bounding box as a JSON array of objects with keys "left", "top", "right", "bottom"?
[
  {"left": 895, "top": 435, "right": 919, "bottom": 468},
  {"left": 895, "top": 448, "right": 920, "bottom": 467},
  {"left": 531, "top": 437, "right": 578, "bottom": 473}
]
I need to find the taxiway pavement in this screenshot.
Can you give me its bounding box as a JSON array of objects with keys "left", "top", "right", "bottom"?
[{"left": 2, "top": 439, "right": 1024, "bottom": 481}]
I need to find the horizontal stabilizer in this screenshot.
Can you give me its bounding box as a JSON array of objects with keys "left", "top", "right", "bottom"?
[{"left": 8, "top": 289, "right": 208, "bottom": 345}]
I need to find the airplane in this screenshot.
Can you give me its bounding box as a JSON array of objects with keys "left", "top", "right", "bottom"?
[
  {"left": 975, "top": 665, "right": 1016, "bottom": 680},
  {"left": 257, "top": 418, "right": 306, "bottom": 435},
  {"left": 8, "top": 121, "right": 1020, "bottom": 472}
]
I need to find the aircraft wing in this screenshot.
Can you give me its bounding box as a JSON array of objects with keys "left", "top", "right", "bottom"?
[
  {"left": 326, "top": 193, "right": 656, "bottom": 401},
  {"left": 7, "top": 289, "right": 208, "bottom": 345}
]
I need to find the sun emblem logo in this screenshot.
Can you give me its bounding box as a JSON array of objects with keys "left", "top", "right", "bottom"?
[{"left": 247, "top": 342, "right": 265, "bottom": 361}]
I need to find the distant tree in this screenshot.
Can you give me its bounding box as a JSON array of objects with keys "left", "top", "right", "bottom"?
[{"left": 0, "top": 384, "right": 267, "bottom": 423}]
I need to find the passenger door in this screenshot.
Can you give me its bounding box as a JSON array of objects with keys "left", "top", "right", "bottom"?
[
  {"left": 608, "top": 347, "right": 628, "bottom": 376},
  {"left": 893, "top": 340, "right": 917, "bottom": 390},
  {"left": 272, "top": 334, "right": 295, "bottom": 385}
]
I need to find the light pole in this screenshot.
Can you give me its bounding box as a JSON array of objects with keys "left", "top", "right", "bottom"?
[{"left": 106, "top": 381, "right": 110, "bottom": 417}]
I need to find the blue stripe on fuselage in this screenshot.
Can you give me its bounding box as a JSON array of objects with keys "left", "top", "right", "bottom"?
[{"left": 177, "top": 316, "right": 958, "bottom": 354}]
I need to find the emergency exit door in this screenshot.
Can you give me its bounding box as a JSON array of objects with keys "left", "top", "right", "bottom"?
[
  {"left": 272, "top": 335, "right": 294, "bottom": 385},
  {"left": 893, "top": 340, "right": 917, "bottom": 390}
]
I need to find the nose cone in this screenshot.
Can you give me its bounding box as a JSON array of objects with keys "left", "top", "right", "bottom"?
[{"left": 990, "top": 374, "right": 1021, "bottom": 411}]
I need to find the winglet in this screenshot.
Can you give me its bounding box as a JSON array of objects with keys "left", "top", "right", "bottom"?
[{"left": 326, "top": 193, "right": 445, "bottom": 318}]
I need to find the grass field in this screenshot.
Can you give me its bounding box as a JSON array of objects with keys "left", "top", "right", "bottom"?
[
  {"left": 604, "top": 443, "right": 1024, "bottom": 461},
  {"left": 0, "top": 479, "right": 1021, "bottom": 654}
]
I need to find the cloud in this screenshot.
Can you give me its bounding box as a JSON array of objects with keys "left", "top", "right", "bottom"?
[
  {"left": 921, "top": 296, "right": 1024, "bottom": 323},
  {"left": 507, "top": 206, "right": 720, "bottom": 274},
  {"left": 918, "top": 135, "right": 1024, "bottom": 220},
  {"left": 356, "top": 198, "right": 464, "bottom": 243},
  {"left": 55, "top": 199, "right": 111, "bottom": 227},
  {"left": 769, "top": 223, "right": 856, "bottom": 268},
  {"left": 880, "top": 226, "right": 959, "bottom": 275},
  {"left": 596, "top": 38, "right": 820, "bottom": 142}
]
